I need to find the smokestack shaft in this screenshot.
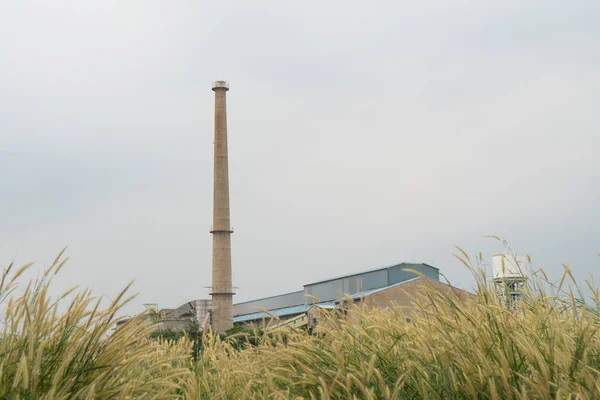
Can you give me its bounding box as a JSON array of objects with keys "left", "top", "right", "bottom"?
[{"left": 210, "top": 81, "right": 233, "bottom": 333}]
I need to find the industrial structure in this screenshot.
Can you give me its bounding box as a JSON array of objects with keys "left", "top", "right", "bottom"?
[
  {"left": 120, "top": 262, "right": 471, "bottom": 332},
  {"left": 210, "top": 80, "right": 234, "bottom": 333},
  {"left": 231, "top": 262, "right": 471, "bottom": 327},
  {"left": 115, "top": 80, "right": 476, "bottom": 333},
  {"left": 492, "top": 253, "right": 528, "bottom": 305},
  {"left": 144, "top": 300, "right": 211, "bottom": 331}
]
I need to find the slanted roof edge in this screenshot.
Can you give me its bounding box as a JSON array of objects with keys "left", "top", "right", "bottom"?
[
  {"left": 233, "top": 290, "right": 305, "bottom": 306},
  {"left": 304, "top": 263, "right": 439, "bottom": 287},
  {"left": 233, "top": 277, "right": 467, "bottom": 324},
  {"left": 348, "top": 276, "right": 422, "bottom": 299}
]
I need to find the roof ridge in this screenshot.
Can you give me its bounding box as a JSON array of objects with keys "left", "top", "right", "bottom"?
[
  {"left": 233, "top": 290, "right": 304, "bottom": 306},
  {"left": 304, "top": 262, "right": 437, "bottom": 287}
]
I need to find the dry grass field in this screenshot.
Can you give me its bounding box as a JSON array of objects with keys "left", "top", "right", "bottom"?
[{"left": 1, "top": 247, "right": 598, "bottom": 399}]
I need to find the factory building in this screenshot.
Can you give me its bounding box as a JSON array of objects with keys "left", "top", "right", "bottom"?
[
  {"left": 119, "top": 262, "right": 470, "bottom": 332},
  {"left": 232, "top": 262, "right": 470, "bottom": 327},
  {"left": 116, "top": 261, "right": 471, "bottom": 332},
  {"left": 203, "top": 80, "right": 470, "bottom": 330},
  {"left": 116, "top": 81, "right": 472, "bottom": 333}
]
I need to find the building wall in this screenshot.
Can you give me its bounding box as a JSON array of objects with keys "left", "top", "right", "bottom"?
[
  {"left": 239, "top": 312, "right": 305, "bottom": 328},
  {"left": 161, "top": 302, "right": 193, "bottom": 320},
  {"left": 238, "top": 279, "right": 473, "bottom": 328},
  {"left": 305, "top": 279, "right": 346, "bottom": 303},
  {"left": 234, "top": 291, "right": 305, "bottom": 316},
  {"left": 160, "top": 299, "right": 211, "bottom": 328},
  {"left": 363, "top": 278, "right": 470, "bottom": 317},
  {"left": 304, "top": 269, "right": 389, "bottom": 303},
  {"left": 307, "top": 306, "right": 344, "bottom": 326},
  {"left": 303, "top": 264, "right": 439, "bottom": 303},
  {"left": 193, "top": 300, "right": 212, "bottom": 327},
  {"left": 387, "top": 263, "right": 439, "bottom": 285},
  {"left": 362, "top": 269, "right": 389, "bottom": 291},
  {"left": 155, "top": 320, "right": 196, "bottom": 331}
]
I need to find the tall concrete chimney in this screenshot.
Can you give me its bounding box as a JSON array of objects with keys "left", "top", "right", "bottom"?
[{"left": 210, "top": 80, "right": 234, "bottom": 333}]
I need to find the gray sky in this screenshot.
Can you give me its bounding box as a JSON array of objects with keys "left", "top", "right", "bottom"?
[{"left": 1, "top": 0, "right": 599, "bottom": 316}]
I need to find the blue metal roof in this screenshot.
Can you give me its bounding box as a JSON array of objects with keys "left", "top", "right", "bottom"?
[
  {"left": 348, "top": 277, "right": 421, "bottom": 300},
  {"left": 304, "top": 265, "right": 389, "bottom": 287},
  {"left": 233, "top": 290, "right": 304, "bottom": 306},
  {"left": 233, "top": 304, "right": 312, "bottom": 323},
  {"left": 304, "top": 263, "right": 438, "bottom": 287},
  {"left": 232, "top": 278, "right": 424, "bottom": 324},
  {"left": 314, "top": 303, "right": 337, "bottom": 309},
  {"left": 233, "top": 301, "right": 340, "bottom": 323}
]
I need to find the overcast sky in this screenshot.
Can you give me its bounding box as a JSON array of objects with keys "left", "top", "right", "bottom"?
[{"left": 1, "top": 1, "right": 598, "bottom": 316}]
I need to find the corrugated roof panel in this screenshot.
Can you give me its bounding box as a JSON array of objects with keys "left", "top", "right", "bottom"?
[
  {"left": 304, "top": 265, "right": 389, "bottom": 287},
  {"left": 233, "top": 304, "right": 312, "bottom": 323},
  {"left": 233, "top": 301, "right": 339, "bottom": 323},
  {"left": 232, "top": 278, "right": 423, "bottom": 324},
  {"left": 233, "top": 291, "right": 306, "bottom": 316},
  {"left": 349, "top": 277, "right": 421, "bottom": 300},
  {"left": 314, "top": 303, "right": 337, "bottom": 309},
  {"left": 304, "top": 263, "right": 438, "bottom": 287},
  {"left": 233, "top": 290, "right": 304, "bottom": 306}
]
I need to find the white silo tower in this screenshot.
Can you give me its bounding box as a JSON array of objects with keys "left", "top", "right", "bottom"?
[{"left": 492, "top": 254, "right": 528, "bottom": 305}]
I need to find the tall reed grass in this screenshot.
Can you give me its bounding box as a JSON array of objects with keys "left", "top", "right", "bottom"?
[
  {"left": 0, "top": 250, "right": 195, "bottom": 399},
  {"left": 192, "top": 247, "right": 600, "bottom": 399},
  {"left": 1, "top": 246, "right": 598, "bottom": 399}
]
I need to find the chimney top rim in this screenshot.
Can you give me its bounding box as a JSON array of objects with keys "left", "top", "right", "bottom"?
[{"left": 212, "top": 80, "right": 229, "bottom": 91}]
